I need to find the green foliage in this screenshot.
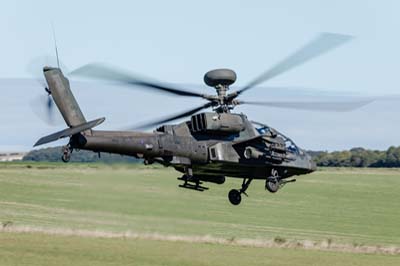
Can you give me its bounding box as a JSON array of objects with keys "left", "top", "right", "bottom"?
[{"left": 311, "top": 146, "right": 400, "bottom": 167}]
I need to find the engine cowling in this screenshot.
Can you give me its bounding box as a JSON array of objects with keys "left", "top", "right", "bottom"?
[{"left": 190, "top": 112, "right": 244, "bottom": 134}]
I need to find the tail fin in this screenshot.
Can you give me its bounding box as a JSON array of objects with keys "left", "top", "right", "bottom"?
[
  {"left": 43, "top": 66, "right": 86, "bottom": 127},
  {"left": 34, "top": 67, "right": 105, "bottom": 147}
]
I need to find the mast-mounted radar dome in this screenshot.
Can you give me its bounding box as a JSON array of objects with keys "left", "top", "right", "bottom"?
[{"left": 204, "top": 69, "right": 236, "bottom": 87}]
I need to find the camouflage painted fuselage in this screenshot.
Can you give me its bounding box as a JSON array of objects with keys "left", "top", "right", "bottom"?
[{"left": 73, "top": 114, "right": 315, "bottom": 180}]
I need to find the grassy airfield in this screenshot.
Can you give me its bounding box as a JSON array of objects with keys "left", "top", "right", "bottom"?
[{"left": 0, "top": 162, "right": 399, "bottom": 265}]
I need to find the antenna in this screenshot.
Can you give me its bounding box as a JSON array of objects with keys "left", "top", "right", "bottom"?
[{"left": 51, "top": 23, "right": 60, "bottom": 69}]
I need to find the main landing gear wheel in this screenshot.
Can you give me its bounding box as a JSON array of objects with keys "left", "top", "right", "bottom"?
[{"left": 228, "top": 189, "right": 241, "bottom": 205}]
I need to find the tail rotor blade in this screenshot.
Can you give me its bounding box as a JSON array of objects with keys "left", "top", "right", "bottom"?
[
  {"left": 30, "top": 94, "right": 63, "bottom": 126},
  {"left": 47, "top": 96, "right": 53, "bottom": 110}
]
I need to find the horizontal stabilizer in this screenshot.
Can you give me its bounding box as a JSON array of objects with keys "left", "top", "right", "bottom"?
[{"left": 34, "top": 117, "right": 105, "bottom": 147}]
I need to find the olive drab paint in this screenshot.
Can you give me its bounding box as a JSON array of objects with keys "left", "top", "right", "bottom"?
[{"left": 44, "top": 67, "right": 86, "bottom": 127}]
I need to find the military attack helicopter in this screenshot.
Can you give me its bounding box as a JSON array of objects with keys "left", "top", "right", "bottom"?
[{"left": 33, "top": 33, "right": 370, "bottom": 205}]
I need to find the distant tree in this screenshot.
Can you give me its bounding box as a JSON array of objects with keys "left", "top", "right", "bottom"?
[{"left": 383, "top": 146, "right": 400, "bottom": 167}]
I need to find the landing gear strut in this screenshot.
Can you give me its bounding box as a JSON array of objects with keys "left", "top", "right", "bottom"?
[
  {"left": 61, "top": 145, "right": 72, "bottom": 163},
  {"left": 228, "top": 178, "right": 253, "bottom": 205}
]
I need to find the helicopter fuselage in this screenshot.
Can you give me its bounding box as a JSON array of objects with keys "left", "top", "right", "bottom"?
[
  {"left": 36, "top": 66, "right": 321, "bottom": 205},
  {"left": 71, "top": 112, "right": 316, "bottom": 181}
]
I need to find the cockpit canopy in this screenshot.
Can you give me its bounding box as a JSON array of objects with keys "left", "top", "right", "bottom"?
[{"left": 252, "top": 121, "right": 302, "bottom": 155}]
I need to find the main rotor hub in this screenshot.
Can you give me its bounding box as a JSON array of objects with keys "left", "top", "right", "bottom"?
[{"left": 204, "top": 69, "right": 237, "bottom": 87}]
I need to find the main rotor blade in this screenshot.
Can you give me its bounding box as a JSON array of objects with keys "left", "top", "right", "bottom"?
[
  {"left": 131, "top": 102, "right": 213, "bottom": 129},
  {"left": 70, "top": 63, "right": 206, "bottom": 98},
  {"left": 238, "top": 99, "right": 372, "bottom": 112},
  {"left": 234, "top": 33, "right": 353, "bottom": 96}
]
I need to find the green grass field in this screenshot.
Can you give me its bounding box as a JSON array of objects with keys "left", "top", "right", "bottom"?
[{"left": 0, "top": 162, "right": 399, "bottom": 265}]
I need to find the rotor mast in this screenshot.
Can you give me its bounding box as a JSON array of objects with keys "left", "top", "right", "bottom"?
[{"left": 203, "top": 68, "right": 237, "bottom": 113}]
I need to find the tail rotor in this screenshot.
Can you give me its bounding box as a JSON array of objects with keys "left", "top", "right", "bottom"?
[{"left": 27, "top": 25, "right": 68, "bottom": 126}]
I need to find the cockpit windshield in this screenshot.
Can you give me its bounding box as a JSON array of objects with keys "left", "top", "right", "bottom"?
[{"left": 252, "top": 121, "right": 301, "bottom": 155}]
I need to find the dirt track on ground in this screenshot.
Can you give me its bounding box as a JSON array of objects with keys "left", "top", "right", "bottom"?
[{"left": 2, "top": 225, "right": 399, "bottom": 255}]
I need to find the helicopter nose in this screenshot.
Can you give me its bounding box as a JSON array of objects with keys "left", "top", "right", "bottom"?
[
  {"left": 309, "top": 158, "right": 317, "bottom": 172},
  {"left": 304, "top": 152, "right": 317, "bottom": 172}
]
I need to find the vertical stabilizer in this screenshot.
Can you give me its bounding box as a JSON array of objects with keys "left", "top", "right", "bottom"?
[{"left": 43, "top": 67, "right": 86, "bottom": 127}]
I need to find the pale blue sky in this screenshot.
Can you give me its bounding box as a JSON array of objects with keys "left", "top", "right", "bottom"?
[{"left": 1, "top": 0, "right": 400, "bottom": 151}]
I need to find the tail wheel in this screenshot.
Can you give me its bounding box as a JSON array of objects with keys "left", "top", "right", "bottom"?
[
  {"left": 61, "top": 153, "right": 70, "bottom": 163},
  {"left": 265, "top": 179, "right": 279, "bottom": 193},
  {"left": 61, "top": 145, "right": 71, "bottom": 163},
  {"left": 266, "top": 168, "right": 280, "bottom": 193}
]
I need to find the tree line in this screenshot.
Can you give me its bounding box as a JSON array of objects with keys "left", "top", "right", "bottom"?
[
  {"left": 23, "top": 147, "right": 140, "bottom": 163},
  {"left": 309, "top": 146, "right": 400, "bottom": 167},
  {"left": 22, "top": 146, "right": 400, "bottom": 167}
]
